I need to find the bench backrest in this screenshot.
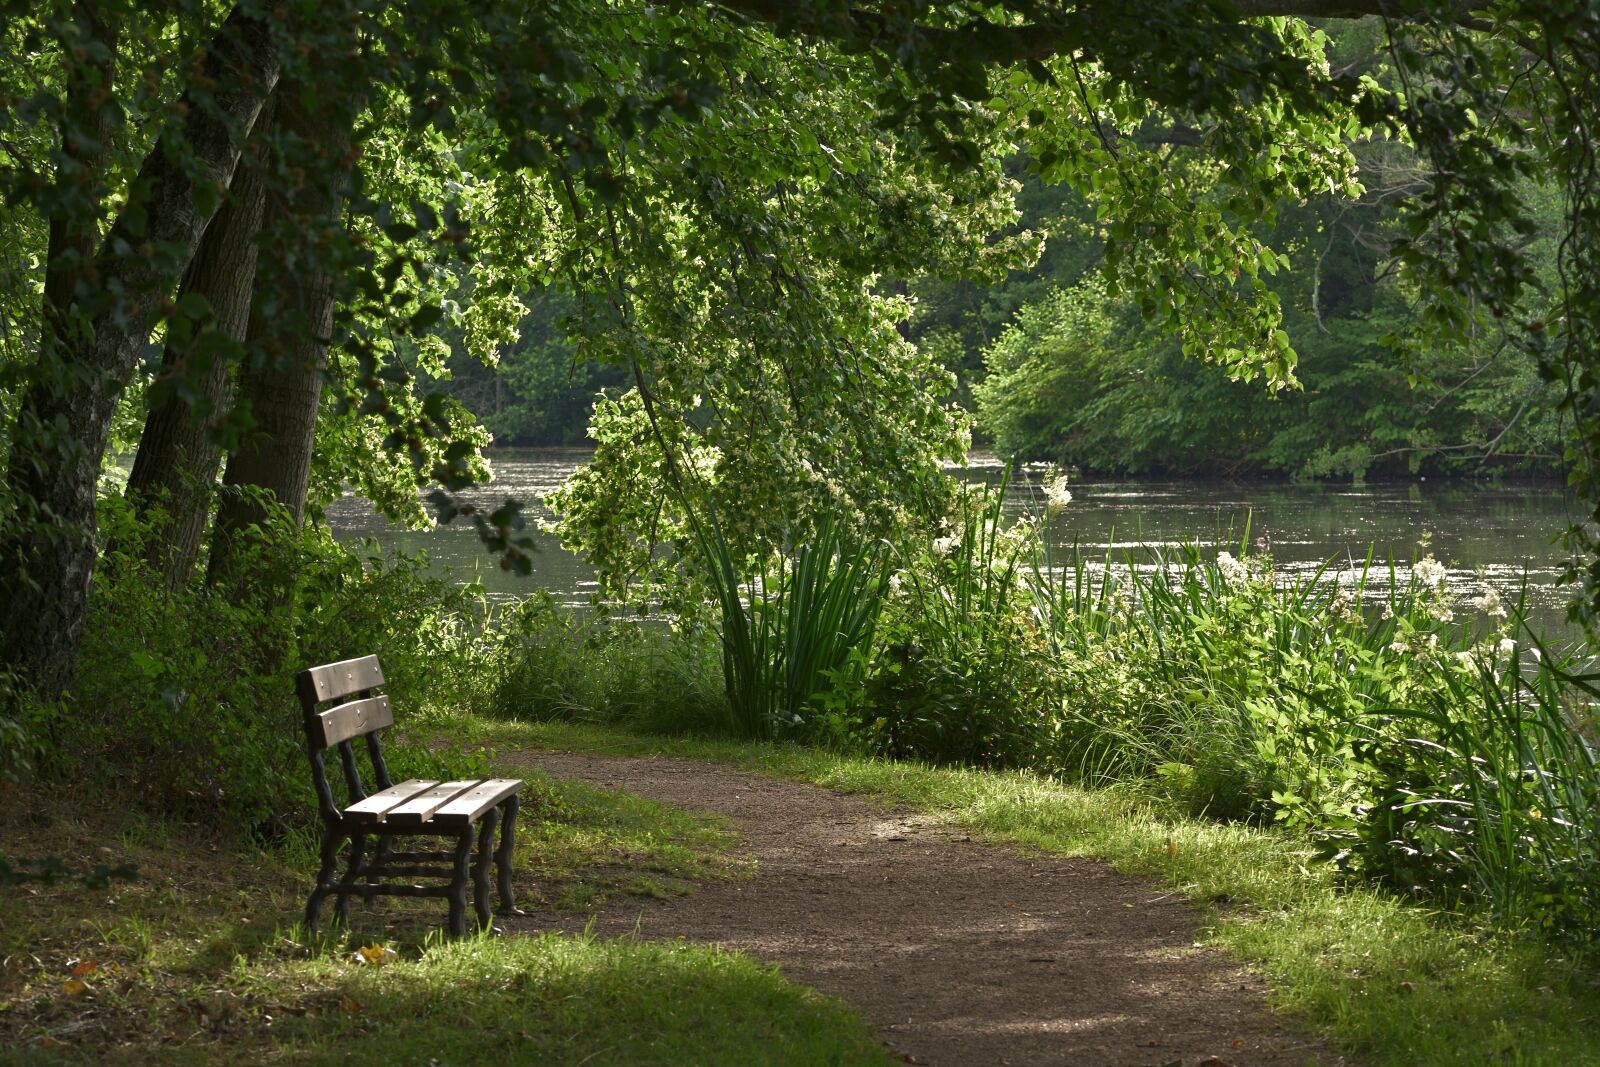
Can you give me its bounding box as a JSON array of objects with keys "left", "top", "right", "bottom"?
[{"left": 296, "top": 655, "right": 395, "bottom": 822}]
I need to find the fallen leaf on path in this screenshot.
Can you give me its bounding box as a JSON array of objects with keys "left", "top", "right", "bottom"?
[
  {"left": 353, "top": 943, "right": 396, "bottom": 966},
  {"left": 60, "top": 979, "right": 87, "bottom": 997},
  {"left": 67, "top": 960, "right": 97, "bottom": 978}
]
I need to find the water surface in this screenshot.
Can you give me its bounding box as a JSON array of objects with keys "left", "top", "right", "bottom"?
[{"left": 325, "top": 447, "right": 1580, "bottom": 637}]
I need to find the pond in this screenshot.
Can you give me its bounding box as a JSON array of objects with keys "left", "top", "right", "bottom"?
[{"left": 324, "top": 446, "right": 1581, "bottom": 639}]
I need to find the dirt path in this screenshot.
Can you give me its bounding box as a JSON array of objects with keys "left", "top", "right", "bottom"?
[{"left": 502, "top": 748, "right": 1348, "bottom": 1067}]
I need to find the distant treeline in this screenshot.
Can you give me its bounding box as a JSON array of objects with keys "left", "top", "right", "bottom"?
[
  {"left": 909, "top": 166, "right": 1565, "bottom": 482},
  {"left": 431, "top": 24, "right": 1566, "bottom": 481}
]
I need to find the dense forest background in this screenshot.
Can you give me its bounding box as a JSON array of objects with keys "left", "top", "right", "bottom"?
[{"left": 435, "top": 25, "right": 1565, "bottom": 482}]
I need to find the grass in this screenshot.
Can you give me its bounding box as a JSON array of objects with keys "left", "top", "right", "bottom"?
[
  {"left": 0, "top": 772, "right": 883, "bottom": 1065},
  {"left": 477, "top": 719, "right": 1600, "bottom": 1067}
]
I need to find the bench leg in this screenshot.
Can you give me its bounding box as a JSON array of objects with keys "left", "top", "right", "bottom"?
[
  {"left": 472, "top": 808, "right": 499, "bottom": 931},
  {"left": 334, "top": 832, "right": 367, "bottom": 926},
  {"left": 447, "top": 829, "right": 474, "bottom": 938},
  {"left": 367, "top": 834, "right": 392, "bottom": 902},
  {"left": 495, "top": 793, "right": 525, "bottom": 916},
  {"left": 305, "top": 828, "right": 344, "bottom": 933}
]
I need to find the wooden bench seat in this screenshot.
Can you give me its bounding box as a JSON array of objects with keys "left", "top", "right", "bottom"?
[{"left": 296, "top": 656, "right": 525, "bottom": 937}]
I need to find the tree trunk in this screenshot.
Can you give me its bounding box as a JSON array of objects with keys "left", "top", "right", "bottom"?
[
  {"left": 0, "top": 6, "right": 280, "bottom": 703},
  {"left": 207, "top": 82, "right": 357, "bottom": 594},
  {"left": 123, "top": 109, "right": 270, "bottom": 589}
]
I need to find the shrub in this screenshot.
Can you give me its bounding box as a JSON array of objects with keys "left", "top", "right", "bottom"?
[
  {"left": 53, "top": 495, "right": 496, "bottom": 831},
  {"left": 819, "top": 482, "right": 1600, "bottom": 941},
  {"left": 474, "top": 592, "right": 728, "bottom": 735},
  {"left": 862, "top": 476, "right": 1056, "bottom": 765}
]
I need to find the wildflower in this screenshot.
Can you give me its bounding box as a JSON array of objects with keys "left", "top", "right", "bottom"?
[
  {"left": 1328, "top": 591, "right": 1352, "bottom": 619},
  {"left": 1469, "top": 585, "right": 1507, "bottom": 619},
  {"left": 1454, "top": 651, "right": 1475, "bottom": 669},
  {"left": 932, "top": 534, "right": 959, "bottom": 556},
  {"left": 1045, "top": 475, "right": 1073, "bottom": 514},
  {"left": 1528, "top": 647, "right": 1542, "bottom": 663},
  {"left": 888, "top": 573, "right": 904, "bottom": 598},
  {"left": 1430, "top": 602, "right": 1455, "bottom": 624},
  {"left": 1381, "top": 603, "right": 1395, "bottom": 620},
  {"left": 1498, "top": 637, "right": 1517, "bottom": 657},
  {"left": 1413, "top": 555, "right": 1447, "bottom": 590},
  {"left": 1217, "top": 551, "right": 1249, "bottom": 589}
]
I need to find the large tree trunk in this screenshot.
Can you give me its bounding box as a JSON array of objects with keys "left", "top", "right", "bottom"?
[
  {"left": 123, "top": 109, "right": 271, "bottom": 589},
  {"left": 0, "top": 6, "right": 280, "bottom": 703},
  {"left": 207, "top": 81, "right": 357, "bottom": 595}
]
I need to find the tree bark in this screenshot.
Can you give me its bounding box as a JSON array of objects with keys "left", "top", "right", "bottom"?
[
  {"left": 0, "top": 6, "right": 280, "bottom": 703},
  {"left": 207, "top": 82, "right": 357, "bottom": 594},
  {"left": 124, "top": 106, "right": 271, "bottom": 589}
]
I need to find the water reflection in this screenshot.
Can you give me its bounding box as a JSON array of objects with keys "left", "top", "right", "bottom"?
[{"left": 324, "top": 446, "right": 1580, "bottom": 637}]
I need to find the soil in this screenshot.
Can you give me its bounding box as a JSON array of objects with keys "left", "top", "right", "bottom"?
[{"left": 501, "top": 748, "right": 1352, "bottom": 1067}]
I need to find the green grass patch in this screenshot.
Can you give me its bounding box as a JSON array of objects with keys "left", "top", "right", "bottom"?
[
  {"left": 483, "top": 719, "right": 1600, "bottom": 1067},
  {"left": 518, "top": 769, "right": 746, "bottom": 909}
]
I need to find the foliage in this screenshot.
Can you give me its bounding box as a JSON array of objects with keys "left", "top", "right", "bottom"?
[
  {"left": 37, "top": 494, "right": 494, "bottom": 829},
  {"left": 540, "top": 9, "right": 1029, "bottom": 598},
  {"left": 743, "top": 491, "right": 1600, "bottom": 941},
  {"left": 860, "top": 474, "right": 1056, "bottom": 765},
  {"left": 433, "top": 287, "right": 627, "bottom": 447},
  {"left": 970, "top": 175, "right": 1567, "bottom": 480}
]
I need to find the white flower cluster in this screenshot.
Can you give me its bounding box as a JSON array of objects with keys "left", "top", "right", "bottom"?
[
  {"left": 1390, "top": 632, "right": 1441, "bottom": 655},
  {"left": 1469, "top": 584, "right": 1507, "bottom": 620},
  {"left": 933, "top": 534, "right": 960, "bottom": 556},
  {"left": 1045, "top": 475, "right": 1073, "bottom": 514},
  {"left": 1413, "top": 555, "right": 1448, "bottom": 590},
  {"left": 1216, "top": 550, "right": 1249, "bottom": 589}
]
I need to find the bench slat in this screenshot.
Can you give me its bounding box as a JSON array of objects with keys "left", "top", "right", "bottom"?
[
  {"left": 383, "top": 781, "right": 481, "bottom": 825},
  {"left": 344, "top": 779, "right": 438, "bottom": 823},
  {"left": 298, "top": 655, "right": 385, "bottom": 707},
  {"left": 431, "top": 779, "right": 522, "bottom": 828},
  {"left": 315, "top": 694, "right": 393, "bottom": 748}
]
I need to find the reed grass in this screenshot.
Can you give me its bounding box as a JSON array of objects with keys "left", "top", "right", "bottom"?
[{"left": 689, "top": 512, "right": 886, "bottom": 740}]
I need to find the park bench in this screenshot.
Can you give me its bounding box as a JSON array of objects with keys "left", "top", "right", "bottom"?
[{"left": 296, "top": 655, "right": 524, "bottom": 937}]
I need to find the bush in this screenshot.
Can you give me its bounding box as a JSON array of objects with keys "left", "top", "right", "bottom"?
[
  {"left": 861, "top": 477, "right": 1055, "bottom": 765},
  {"left": 50, "top": 495, "right": 495, "bottom": 831},
  {"left": 474, "top": 592, "right": 728, "bottom": 736}
]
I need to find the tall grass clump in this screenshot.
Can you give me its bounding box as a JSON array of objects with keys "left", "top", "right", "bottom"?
[
  {"left": 1366, "top": 646, "right": 1600, "bottom": 937},
  {"left": 859, "top": 473, "right": 1058, "bottom": 765},
  {"left": 691, "top": 513, "right": 887, "bottom": 741}
]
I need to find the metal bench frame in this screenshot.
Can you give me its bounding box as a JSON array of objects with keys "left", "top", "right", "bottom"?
[{"left": 296, "top": 655, "right": 524, "bottom": 937}]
